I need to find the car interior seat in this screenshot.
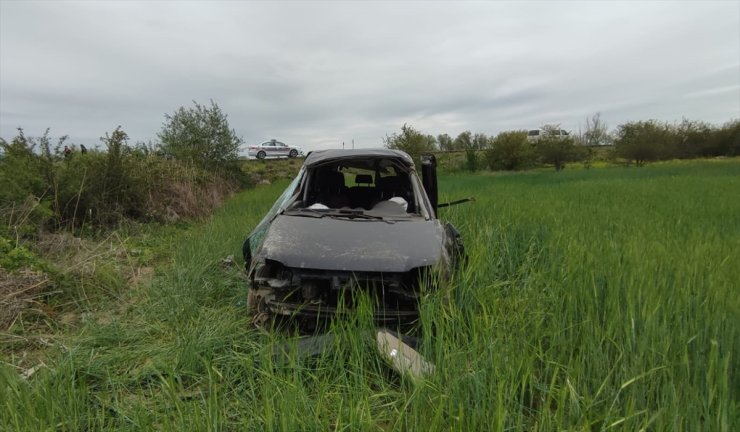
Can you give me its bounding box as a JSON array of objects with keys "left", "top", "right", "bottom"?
[
  {"left": 376, "top": 175, "right": 414, "bottom": 212},
  {"left": 314, "top": 170, "right": 349, "bottom": 208},
  {"left": 348, "top": 174, "right": 381, "bottom": 209}
]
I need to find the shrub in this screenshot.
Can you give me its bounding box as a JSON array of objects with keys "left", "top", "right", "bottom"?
[
  {"left": 0, "top": 236, "right": 46, "bottom": 272},
  {"left": 674, "top": 119, "right": 715, "bottom": 159},
  {"left": 2, "top": 126, "right": 247, "bottom": 231},
  {"left": 614, "top": 120, "right": 676, "bottom": 166},
  {"left": 485, "top": 130, "right": 534, "bottom": 171},
  {"left": 452, "top": 131, "right": 481, "bottom": 171},
  {"left": 452, "top": 131, "right": 473, "bottom": 151},
  {"left": 534, "top": 125, "right": 580, "bottom": 171},
  {"left": 711, "top": 119, "right": 740, "bottom": 157},
  {"left": 383, "top": 124, "right": 437, "bottom": 162},
  {"left": 0, "top": 197, "right": 54, "bottom": 240},
  {"left": 0, "top": 129, "right": 53, "bottom": 204},
  {"left": 158, "top": 100, "right": 243, "bottom": 169},
  {"left": 437, "top": 133, "right": 453, "bottom": 151},
  {"left": 465, "top": 148, "right": 479, "bottom": 172}
]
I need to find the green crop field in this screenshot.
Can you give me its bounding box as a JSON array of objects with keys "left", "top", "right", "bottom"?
[{"left": 2, "top": 159, "right": 738, "bottom": 430}]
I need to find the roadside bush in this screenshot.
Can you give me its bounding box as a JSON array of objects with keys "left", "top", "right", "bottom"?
[
  {"left": 674, "top": 119, "right": 714, "bottom": 159},
  {"left": 612, "top": 118, "right": 739, "bottom": 164},
  {"left": 451, "top": 131, "right": 482, "bottom": 171},
  {"left": 670, "top": 118, "right": 740, "bottom": 159},
  {"left": 0, "top": 129, "right": 65, "bottom": 235},
  {"left": 54, "top": 150, "right": 142, "bottom": 226},
  {"left": 0, "top": 236, "right": 46, "bottom": 272},
  {"left": 465, "top": 147, "right": 479, "bottom": 171},
  {"left": 712, "top": 119, "right": 740, "bottom": 156},
  {"left": 158, "top": 100, "right": 243, "bottom": 169},
  {"left": 534, "top": 125, "right": 581, "bottom": 171},
  {"left": 453, "top": 131, "right": 473, "bottom": 151},
  {"left": 0, "top": 197, "right": 54, "bottom": 241},
  {"left": 383, "top": 124, "right": 437, "bottom": 163},
  {"left": 52, "top": 128, "right": 153, "bottom": 226},
  {"left": 1, "top": 127, "right": 247, "bottom": 231},
  {"left": 614, "top": 120, "right": 676, "bottom": 166},
  {"left": 54, "top": 145, "right": 240, "bottom": 226},
  {"left": 437, "top": 133, "right": 453, "bottom": 151},
  {"left": 485, "top": 130, "right": 534, "bottom": 171},
  {"left": 0, "top": 129, "right": 54, "bottom": 204}
]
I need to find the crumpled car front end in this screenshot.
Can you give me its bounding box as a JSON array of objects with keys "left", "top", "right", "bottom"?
[
  {"left": 248, "top": 260, "right": 437, "bottom": 332},
  {"left": 246, "top": 214, "right": 450, "bottom": 332}
]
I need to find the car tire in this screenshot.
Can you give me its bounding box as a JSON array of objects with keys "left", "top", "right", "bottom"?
[
  {"left": 289, "top": 149, "right": 298, "bottom": 158},
  {"left": 257, "top": 151, "right": 266, "bottom": 160}
]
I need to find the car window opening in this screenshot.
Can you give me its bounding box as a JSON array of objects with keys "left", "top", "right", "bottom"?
[{"left": 301, "top": 159, "right": 417, "bottom": 214}]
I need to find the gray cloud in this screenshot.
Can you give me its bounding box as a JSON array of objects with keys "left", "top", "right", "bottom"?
[{"left": 1, "top": 1, "right": 738, "bottom": 152}]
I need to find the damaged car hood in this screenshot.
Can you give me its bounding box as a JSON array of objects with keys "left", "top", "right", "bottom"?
[{"left": 260, "top": 215, "right": 445, "bottom": 272}]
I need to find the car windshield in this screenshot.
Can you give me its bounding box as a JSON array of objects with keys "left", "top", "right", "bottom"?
[{"left": 284, "top": 157, "right": 422, "bottom": 220}]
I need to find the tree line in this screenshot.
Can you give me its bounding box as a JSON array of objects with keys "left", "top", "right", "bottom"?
[{"left": 384, "top": 115, "right": 740, "bottom": 171}]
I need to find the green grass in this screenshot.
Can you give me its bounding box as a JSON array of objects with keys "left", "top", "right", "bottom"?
[
  {"left": 2, "top": 159, "right": 738, "bottom": 430},
  {"left": 241, "top": 157, "right": 304, "bottom": 183}
]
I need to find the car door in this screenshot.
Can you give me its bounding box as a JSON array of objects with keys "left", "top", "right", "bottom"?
[
  {"left": 275, "top": 141, "right": 290, "bottom": 157},
  {"left": 263, "top": 141, "right": 276, "bottom": 157}
]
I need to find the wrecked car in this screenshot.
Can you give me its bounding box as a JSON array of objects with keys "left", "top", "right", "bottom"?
[{"left": 242, "top": 149, "right": 465, "bottom": 332}]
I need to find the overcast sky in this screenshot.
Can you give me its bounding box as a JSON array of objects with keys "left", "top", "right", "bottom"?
[{"left": 1, "top": 1, "right": 738, "bottom": 153}]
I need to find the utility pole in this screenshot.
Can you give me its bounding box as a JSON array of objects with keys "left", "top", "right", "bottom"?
[{"left": 352, "top": 139, "right": 354, "bottom": 150}]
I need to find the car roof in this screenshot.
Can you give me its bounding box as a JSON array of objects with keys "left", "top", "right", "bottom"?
[{"left": 303, "top": 148, "right": 414, "bottom": 168}]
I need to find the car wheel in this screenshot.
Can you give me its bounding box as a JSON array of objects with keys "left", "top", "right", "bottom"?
[
  {"left": 289, "top": 149, "right": 298, "bottom": 158},
  {"left": 257, "top": 151, "right": 266, "bottom": 160}
]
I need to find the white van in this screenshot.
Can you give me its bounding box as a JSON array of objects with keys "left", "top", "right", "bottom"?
[{"left": 527, "top": 129, "right": 570, "bottom": 142}]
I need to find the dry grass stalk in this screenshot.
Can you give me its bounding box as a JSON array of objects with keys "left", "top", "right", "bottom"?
[{"left": 0, "top": 268, "right": 50, "bottom": 330}]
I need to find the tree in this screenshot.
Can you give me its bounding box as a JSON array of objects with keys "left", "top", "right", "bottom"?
[
  {"left": 485, "top": 130, "right": 534, "bottom": 171},
  {"left": 675, "top": 118, "right": 713, "bottom": 158},
  {"left": 424, "top": 134, "right": 439, "bottom": 151},
  {"left": 452, "top": 131, "right": 480, "bottom": 171},
  {"left": 383, "top": 124, "right": 436, "bottom": 159},
  {"left": 534, "top": 124, "right": 579, "bottom": 171},
  {"left": 452, "top": 131, "right": 472, "bottom": 151},
  {"left": 583, "top": 112, "right": 611, "bottom": 147},
  {"left": 158, "top": 100, "right": 243, "bottom": 167},
  {"left": 614, "top": 120, "right": 675, "bottom": 166},
  {"left": 712, "top": 119, "right": 740, "bottom": 156},
  {"left": 437, "top": 134, "right": 453, "bottom": 151},
  {"left": 473, "top": 133, "right": 490, "bottom": 150}
]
